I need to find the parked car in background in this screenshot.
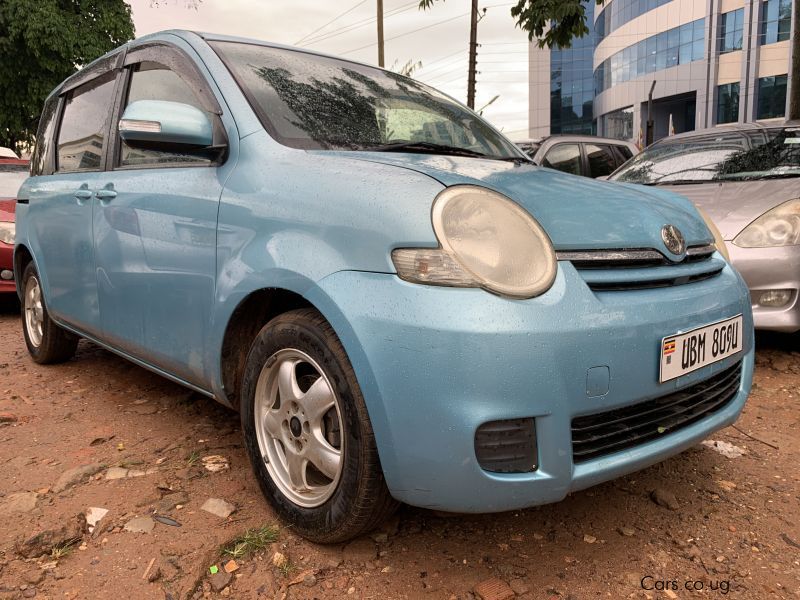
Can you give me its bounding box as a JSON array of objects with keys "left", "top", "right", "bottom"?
[
  {"left": 517, "top": 135, "right": 638, "bottom": 178},
  {"left": 0, "top": 147, "right": 20, "bottom": 159},
  {"left": 611, "top": 122, "right": 800, "bottom": 333},
  {"left": 15, "top": 30, "right": 753, "bottom": 543},
  {"left": 0, "top": 157, "right": 29, "bottom": 294}
]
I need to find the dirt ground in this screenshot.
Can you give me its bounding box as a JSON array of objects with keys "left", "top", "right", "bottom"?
[{"left": 0, "top": 298, "right": 798, "bottom": 600}]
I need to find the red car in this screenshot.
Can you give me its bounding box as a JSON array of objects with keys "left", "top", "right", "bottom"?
[{"left": 0, "top": 156, "right": 29, "bottom": 294}]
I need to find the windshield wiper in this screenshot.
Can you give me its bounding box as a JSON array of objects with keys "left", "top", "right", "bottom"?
[
  {"left": 646, "top": 179, "right": 715, "bottom": 186},
  {"left": 367, "top": 141, "right": 489, "bottom": 158},
  {"left": 719, "top": 171, "right": 800, "bottom": 181}
]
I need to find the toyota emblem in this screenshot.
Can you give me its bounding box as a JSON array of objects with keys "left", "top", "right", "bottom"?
[{"left": 661, "top": 225, "right": 686, "bottom": 256}]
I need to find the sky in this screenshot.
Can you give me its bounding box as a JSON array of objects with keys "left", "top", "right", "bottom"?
[{"left": 128, "top": 0, "right": 531, "bottom": 139}]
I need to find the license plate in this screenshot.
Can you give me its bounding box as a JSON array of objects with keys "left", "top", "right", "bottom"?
[{"left": 659, "top": 315, "right": 743, "bottom": 383}]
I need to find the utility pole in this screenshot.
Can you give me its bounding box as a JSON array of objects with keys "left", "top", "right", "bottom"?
[
  {"left": 789, "top": 0, "right": 799, "bottom": 120},
  {"left": 646, "top": 80, "right": 656, "bottom": 146},
  {"left": 467, "top": 0, "right": 479, "bottom": 109},
  {"left": 377, "top": 0, "right": 385, "bottom": 67}
]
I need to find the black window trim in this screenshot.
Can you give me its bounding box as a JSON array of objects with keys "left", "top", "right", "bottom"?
[
  {"left": 108, "top": 42, "right": 228, "bottom": 172},
  {"left": 31, "top": 94, "right": 63, "bottom": 177},
  {"left": 54, "top": 69, "right": 120, "bottom": 175}
]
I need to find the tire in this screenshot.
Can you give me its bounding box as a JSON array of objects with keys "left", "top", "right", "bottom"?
[
  {"left": 20, "top": 263, "right": 79, "bottom": 364},
  {"left": 240, "top": 308, "right": 397, "bottom": 543}
]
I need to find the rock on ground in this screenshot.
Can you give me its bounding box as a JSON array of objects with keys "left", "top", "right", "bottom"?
[
  {"left": 15, "top": 514, "right": 87, "bottom": 559},
  {"left": 0, "top": 492, "right": 38, "bottom": 515},
  {"left": 123, "top": 516, "right": 155, "bottom": 534},
  {"left": 52, "top": 463, "right": 105, "bottom": 493},
  {"left": 200, "top": 498, "right": 236, "bottom": 519}
]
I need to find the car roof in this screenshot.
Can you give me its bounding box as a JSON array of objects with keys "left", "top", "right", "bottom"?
[
  {"left": 50, "top": 29, "right": 399, "bottom": 101},
  {"left": 661, "top": 121, "right": 791, "bottom": 143},
  {"left": 539, "top": 134, "right": 636, "bottom": 146}
]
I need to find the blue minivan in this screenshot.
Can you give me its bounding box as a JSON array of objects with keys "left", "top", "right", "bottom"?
[{"left": 15, "top": 31, "right": 753, "bottom": 542}]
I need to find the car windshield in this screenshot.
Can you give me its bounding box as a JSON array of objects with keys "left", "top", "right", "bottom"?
[
  {"left": 611, "top": 127, "right": 800, "bottom": 184},
  {"left": 211, "top": 41, "right": 522, "bottom": 160},
  {"left": 0, "top": 165, "right": 28, "bottom": 198}
]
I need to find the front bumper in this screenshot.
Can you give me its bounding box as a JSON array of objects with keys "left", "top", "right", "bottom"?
[
  {"left": 312, "top": 261, "right": 754, "bottom": 513},
  {"left": 0, "top": 242, "right": 15, "bottom": 294},
  {"left": 727, "top": 243, "right": 800, "bottom": 333}
]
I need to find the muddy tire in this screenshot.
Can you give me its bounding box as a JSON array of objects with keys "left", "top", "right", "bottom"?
[
  {"left": 240, "top": 308, "right": 397, "bottom": 543},
  {"left": 20, "top": 263, "right": 78, "bottom": 364}
]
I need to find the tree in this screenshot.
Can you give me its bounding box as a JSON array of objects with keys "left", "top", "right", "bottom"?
[
  {"left": 0, "top": 0, "right": 134, "bottom": 153},
  {"left": 418, "top": 0, "right": 602, "bottom": 50}
]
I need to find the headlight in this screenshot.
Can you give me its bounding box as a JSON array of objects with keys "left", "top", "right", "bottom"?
[
  {"left": 697, "top": 208, "right": 730, "bottom": 262},
  {"left": 733, "top": 199, "right": 800, "bottom": 248},
  {"left": 0, "top": 222, "right": 14, "bottom": 245},
  {"left": 392, "top": 186, "right": 557, "bottom": 299}
]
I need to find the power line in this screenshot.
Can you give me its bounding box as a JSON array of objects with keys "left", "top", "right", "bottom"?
[
  {"left": 341, "top": 12, "right": 470, "bottom": 55},
  {"left": 300, "top": 1, "right": 420, "bottom": 47},
  {"left": 294, "top": 0, "right": 369, "bottom": 45}
]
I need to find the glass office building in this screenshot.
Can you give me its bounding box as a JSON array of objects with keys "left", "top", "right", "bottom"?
[{"left": 528, "top": 0, "right": 794, "bottom": 142}]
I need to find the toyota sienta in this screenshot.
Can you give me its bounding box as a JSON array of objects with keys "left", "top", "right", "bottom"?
[{"left": 14, "top": 31, "right": 753, "bottom": 542}]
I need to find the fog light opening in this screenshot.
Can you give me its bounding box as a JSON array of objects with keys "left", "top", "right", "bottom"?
[
  {"left": 0, "top": 269, "right": 13, "bottom": 281},
  {"left": 474, "top": 418, "right": 538, "bottom": 473},
  {"left": 758, "top": 289, "right": 792, "bottom": 308}
]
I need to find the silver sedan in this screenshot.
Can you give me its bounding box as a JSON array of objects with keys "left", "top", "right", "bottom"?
[{"left": 611, "top": 122, "right": 800, "bottom": 333}]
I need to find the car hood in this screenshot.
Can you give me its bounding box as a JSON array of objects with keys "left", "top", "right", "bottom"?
[
  {"left": 656, "top": 179, "right": 800, "bottom": 240},
  {"left": 324, "top": 152, "right": 711, "bottom": 251}
]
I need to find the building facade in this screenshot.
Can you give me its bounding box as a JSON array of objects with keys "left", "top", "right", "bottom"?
[{"left": 528, "top": 0, "right": 795, "bottom": 142}]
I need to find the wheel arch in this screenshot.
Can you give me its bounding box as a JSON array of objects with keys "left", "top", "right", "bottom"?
[
  {"left": 13, "top": 244, "right": 34, "bottom": 300},
  {"left": 218, "top": 287, "right": 314, "bottom": 410}
]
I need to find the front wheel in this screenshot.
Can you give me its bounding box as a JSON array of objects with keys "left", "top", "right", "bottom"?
[
  {"left": 20, "top": 263, "right": 78, "bottom": 364},
  {"left": 240, "top": 308, "right": 397, "bottom": 543}
]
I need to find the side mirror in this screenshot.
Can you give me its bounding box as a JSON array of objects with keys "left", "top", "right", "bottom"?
[{"left": 118, "top": 100, "right": 214, "bottom": 149}]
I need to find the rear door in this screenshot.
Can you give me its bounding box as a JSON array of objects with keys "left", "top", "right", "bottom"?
[
  {"left": 28, "top": 68, "right": 118, "bottom": 336},
  {"left": 93, "top": 43, "right": 230, "bottom": 385}
]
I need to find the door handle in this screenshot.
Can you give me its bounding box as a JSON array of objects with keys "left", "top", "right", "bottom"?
[
  {"left": 96, "top": 189, "right": 117, "bottom": 200},
  {"left": 96, "top": 188, "right": 117, "bottom": 205},
  {"left": 74, "top": 189, "right": 93, "bottom": 201}
]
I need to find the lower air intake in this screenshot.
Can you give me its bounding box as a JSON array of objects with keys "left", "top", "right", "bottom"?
[{"left": 475, "top": 418, "right": 538, "bottom": 473}]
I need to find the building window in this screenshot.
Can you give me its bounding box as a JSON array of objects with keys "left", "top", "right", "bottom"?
[
  {"left": 757, "top": 75, "right": 788, "bottom": 119},
  {"left": 760, "top": 0, "right": 792, "bottom": 45},
  {"left": 716, "top": 83, "right": 740, "bottom": 124},
  {"left": 602, "top": 107, "right": 634, "bottom": 140},
  {"left": 594, "top": 19, "right": 705, "bottom": 93},
  {"left": 550, "top": 0, "right": 596, "bottom": 135},
  {"left": 719, "top": 9, "right": 744, "bottom": 53},
  {"left": 596, "top": 0, "right": 672, "bottom": 42}
]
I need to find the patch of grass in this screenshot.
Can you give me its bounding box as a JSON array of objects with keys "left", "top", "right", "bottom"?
[
  {"left": 50, "top": 539, "right": 79, "bottom": 560},
  {"left": 186, "top": 450, "right": 201, "bottom": 467},
  {"left": 278, "top": 559, "right": 294, "bottom": 577},
  {"left": 221, "top": 525, "right": 279, "bottom": 560}
]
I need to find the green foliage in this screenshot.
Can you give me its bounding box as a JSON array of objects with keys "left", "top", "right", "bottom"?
[
  {"left": 221, "top": 526, "right": 279, "bottom": 559},
  {"left": 418, "top": 0, "right": 603, "bottom": 49},
  {"left": 0, "top": 0, "right": 134, "bottom": 153}
]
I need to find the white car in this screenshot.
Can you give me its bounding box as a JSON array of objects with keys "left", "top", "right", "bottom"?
[{"left": 517, "top": 135, "right": 639, "bottom": 179}]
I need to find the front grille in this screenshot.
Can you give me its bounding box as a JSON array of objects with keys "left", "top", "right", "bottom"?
[
  {"left": 557, "top": 244, "right": 715, "bottom": 269},
  {"left": 558, "top": 244, "right": 723, "bottom": 291},
  {"left": 587, "top": 268, "right": 723, "bottom": 291},
  {"left": 571, "top": 361, "right": 742, "bottom": 463}
]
